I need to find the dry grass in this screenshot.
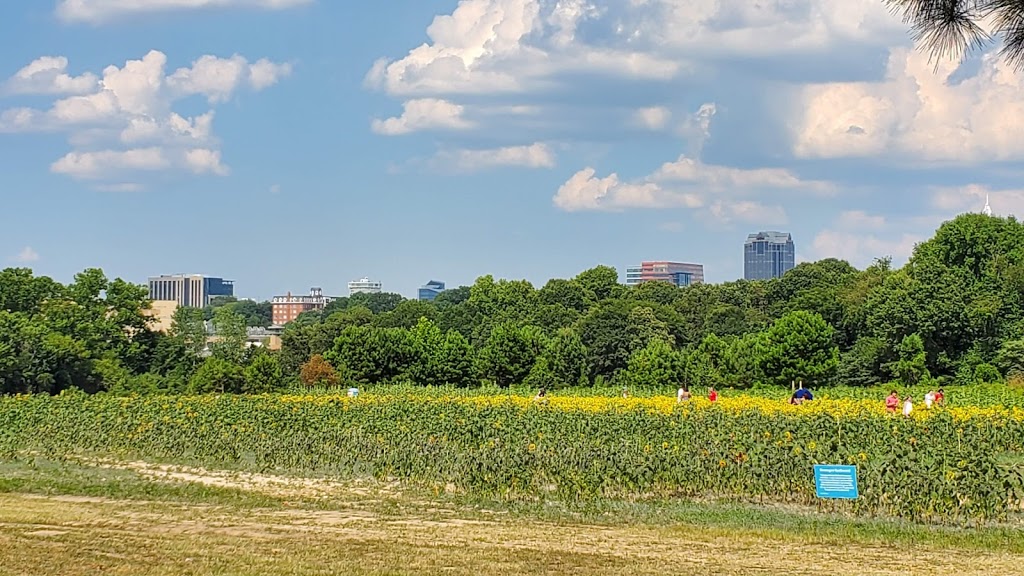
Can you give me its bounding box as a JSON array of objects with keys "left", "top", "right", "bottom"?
[{"left": 2, "top": 488, "right": 1023, "bottom": 576}]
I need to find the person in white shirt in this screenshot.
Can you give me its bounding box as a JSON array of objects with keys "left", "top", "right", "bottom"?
[
  {"left": 677, "top": 386, "right": 691, "bottom": 402},
  {"left": 903, "top": 396, "right": 913, "bottom": 418},
  {"left": 924, "top": 390, "right": 936, "bottom": 409}
]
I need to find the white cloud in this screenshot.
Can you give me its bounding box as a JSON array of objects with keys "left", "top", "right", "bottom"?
[
  {"left": 167, "top": 54, "right": 291, "bottom": 103},
  {"left": 552, "top": 158, "right": 819, "bottom": 216},
  {"left": 56, "top": 0, "right": 312, "bottom": 23},
  {"left": 5, "top": 56, "right": 98, "bottom": 95},
  {"left": 50, "top": 148, "right": 169, "bottom": 179},
  {"left": 0, "top": 50, "right": 288, "bottom": 181},
  {"left": 371, "top": 99, "right": 474, "bottom": 135},
  {"left": 651, "top": 155, "right": 833, "bottom": 194},
  {"left": 12, "top": 246, "right": 39, "bottom": 263},
  {"left": 363, "top": 0, "right": 682, "bottom": 97},
  {"left": 183, "top": 148, "right": 229, "bottom": 175},
  {"left": 636, "top": 0, "right": 904, "bottom": 57},
  {"left": 269, "top": 183, "right": 281, "bottom": 194},
  {"left": 931, "top": 184, "right": 1024, "bottom": 217},
  {"left": 633, "top": 106, "right": 671, "bottom": 130},
  {"left": 793, "top": 47, "right": 1024, "bottom": 162},
  {"left": 554, "top": 101, "right": 830, "bottom": 218},
  {"left": 436, "top": 142, "right": 555, "bottom": 171},
  {"left": 554, "top": 167, "right": 696, "bottom": 212}
]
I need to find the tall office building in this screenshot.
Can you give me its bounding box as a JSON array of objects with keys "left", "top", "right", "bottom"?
[
  {"left": 348, "top": 277, "right": 382, "bottom": 295},
  {"left": 148, "top": 274, "right": 234, "bottom": 308},
  {"left": 625, "top": 261, "right": 704, "bottom": 287},
  {"left": 744, "top": 231, "right": 795, "bottom": 280},
  {"left": 418, "top": 280, "right": 446, "bottom": 301},
  {"left": 271, "top": 287, "right": 334, "bottom": 325}
]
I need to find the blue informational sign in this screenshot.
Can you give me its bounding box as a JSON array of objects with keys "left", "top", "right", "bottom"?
[{"left": 813, "top": 465, "right": 859, "bottom": 499}]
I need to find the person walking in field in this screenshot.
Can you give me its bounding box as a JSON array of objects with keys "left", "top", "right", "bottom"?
[
  {"left": 708, "top": 387, "right": 718, "bottom": 402},
  {"left": 885, "top": 390, "right": 900, "bottom": 413},
  {"left": 790, "top": 384, "right": 813, "bottom": 405},
  {"left": 902, "top": 395, "right": 913, "bottom": 418},
  {"left": 622, "top": 387, "right": 629, "bottom": 399},
  {"left": 924, "top": 389, "right": 936, "bottom": 409},
  {"left": 677, "top": 385, "right": 691, "bottom": 402}
]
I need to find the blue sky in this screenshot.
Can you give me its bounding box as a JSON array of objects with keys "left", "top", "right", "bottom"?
[{"left": 2, "top": 0, "right": 1022, "bottom": 299}]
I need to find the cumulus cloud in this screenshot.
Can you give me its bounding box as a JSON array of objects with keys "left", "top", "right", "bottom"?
[
  {"left": 435, "top": 142, "right": 555, "bottom": 171},
  {"left": 0, "top": 50, "right": 288, "bottom": 182},
  {"left": 793, "top": 46, "right": 1024, "bottom": 162},
  {"left": 50, "top": 147, "right": 170, "bottom": 179},
  {"left": 4, "top": 56, "right": 98, "bottom": 95},
  {"left": 55, "top": 0, "right": 312, "bottom": 23},
  {"left": 553, "top": 156, "right": 823, "bottom": 217},
  {"left": 554, "top": 101, "right": 831, "bottom": 217},
  {"left": 366, "top": 0, "right": 904, "bottom": 99},
  {"left": 12, "top": 246, "right": 39, "bottom": 263},
  {"left": 371, "top": 99, "right": 474, "bottom": 135}
]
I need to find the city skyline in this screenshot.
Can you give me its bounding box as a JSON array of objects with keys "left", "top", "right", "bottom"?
[{"left": 2, "top": 2, "right": 1021, "bottom": 300}]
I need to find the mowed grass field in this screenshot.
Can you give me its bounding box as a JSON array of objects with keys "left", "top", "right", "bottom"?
[{"left": 1, "top": 458, "right": 1023, "bottom": 576}]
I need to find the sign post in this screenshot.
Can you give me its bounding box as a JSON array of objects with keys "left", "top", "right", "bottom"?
[{"left": 813, "top": 465, "right": 858, "bottom": 499}]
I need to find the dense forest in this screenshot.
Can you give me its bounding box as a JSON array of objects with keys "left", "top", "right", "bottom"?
[{"left": 3, "top": 213, "right": 1024, "bottom": 396}]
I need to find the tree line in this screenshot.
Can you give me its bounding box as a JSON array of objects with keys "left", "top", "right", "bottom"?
[{"left": 3, "top": 213, "right": 1024, "bottom": 395}]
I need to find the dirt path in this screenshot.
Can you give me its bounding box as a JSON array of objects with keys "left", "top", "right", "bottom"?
[{"left": 1, "top": 491, "right": 1020, "bottom": 576}]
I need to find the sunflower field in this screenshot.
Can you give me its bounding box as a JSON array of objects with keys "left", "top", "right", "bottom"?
[{"left": 2, "top": 390, "right": 1022, "bottom": 525}]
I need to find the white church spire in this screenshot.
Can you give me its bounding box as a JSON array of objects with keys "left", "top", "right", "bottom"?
[{"left": 983, "top": 194, "right": 993, "bottom": 216}]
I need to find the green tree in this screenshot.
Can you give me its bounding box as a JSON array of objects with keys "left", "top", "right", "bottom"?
[
  {"left": 327, "top": 326, "right": 416, "bottom": 385},
  {"left": 575, "top": 265, "right": 621, "bottom": 302},
  {"left": 544, "top": 329, "right": 590, "bottom": 388},
  {"left": 995, "top": 339, "right": 1024, "bottom": 379},
  {"left": 477, "top": 323, "right": 546, "bottom": 388},
  {"left": 209, "top": 307, "right": 247, "bottom": 365},
  {"left": 893, "top": 333, "right": 931, "bottom": 386},
  {"left": 188, "top": 357, "right": 245, "bottom": 394},
  {"left": 623, "top": 339, "right": 685, "bottom": 389},
  {"left": 244, "top": 352, "right": 283, "bottom": 393},
  {"left": 375, "top": 299, "right": 438, "bottom": 329},
  {"left": 758, "top": 311, "right": 840, "bottom": 387}
]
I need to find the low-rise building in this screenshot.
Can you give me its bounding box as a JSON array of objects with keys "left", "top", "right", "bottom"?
[
  {"left": 144, "top": 300, "right": 179, "bottom": 333},
  {"left": 271, "top": 287, "right": 333, "bottom": 325},
  {"left": 625, "top": 261, "right": 704, "bottom": 287},
  {"left": 348, "top": 277, "right": 382, "bottom": 295}
]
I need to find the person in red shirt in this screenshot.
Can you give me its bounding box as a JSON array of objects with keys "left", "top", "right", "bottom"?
[
  {"left": 934, "top": 388, "right": 945, "bottom": 406},
  {"left": 708, "top": 387, "right": 718, "bottom": 402},
  {"left": 885, "top": 390, "right": 900, "bottom": 413}
]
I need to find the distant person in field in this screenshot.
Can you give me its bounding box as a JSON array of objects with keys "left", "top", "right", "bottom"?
[
  {"left": 903, "top": 395, "right": 914, "bottom": 418},
  {"left": 622, "top": 387, "right": 629, "bottom": 399},
  {"left": 534, "top": 388, "right": 546, "bottom": 401},
  {"left": 708, "top": 387, "right": 718, "bottom": 402},
  {"left": 885, "top": 390, "right": 900, "bottom": 413},
  {"left": 677, "top": 385, "right": 691, "bottom": 403},
  {"left": 935, "top": 388, "right": 945, "bottom": 406},
  {"left": 790, "top": 384, "right": 813, "bottom": 405},
  {"left": 924, "top": 389, "right": 936, "bottom": 409}
]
